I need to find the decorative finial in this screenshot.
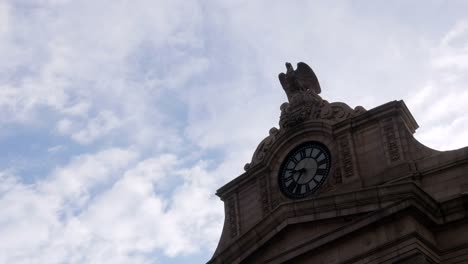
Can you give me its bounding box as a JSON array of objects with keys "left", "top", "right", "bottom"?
[
  {"left": 278, "top": 62, "right": 321, "bottom": 103},
  {"left": 244, "top": 63, "right": 367, "bottom": 170}
]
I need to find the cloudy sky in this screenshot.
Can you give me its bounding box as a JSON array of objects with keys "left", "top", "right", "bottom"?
[{"left": 1, "top": 1, "right": 468, "bottom": 263}]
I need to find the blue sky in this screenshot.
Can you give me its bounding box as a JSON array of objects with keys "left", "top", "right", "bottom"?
[{"left": 1, "top": 1, "right": 468, "bottom": 263}]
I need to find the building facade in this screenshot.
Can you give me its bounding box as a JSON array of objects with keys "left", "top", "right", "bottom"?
[{"left": 208, "top": 63, "right": 468, "bottom": 264}]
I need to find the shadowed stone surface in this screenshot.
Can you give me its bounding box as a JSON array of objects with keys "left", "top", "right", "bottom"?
[{"left": 208, "top": 63, "right": 468, "bottom": 264}]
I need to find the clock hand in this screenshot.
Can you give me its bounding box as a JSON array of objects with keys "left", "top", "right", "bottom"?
[
  {"left": 295, "top": 169, "right": 305, "bottom": 183},
  {"left": 295, "top": 166, "right": 306, "bottom": 172},
  {"left": 292, "top": 167, "right": 306, "bottom": 175}
]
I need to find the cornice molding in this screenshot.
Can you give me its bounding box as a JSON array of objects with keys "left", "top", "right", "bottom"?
[{"left": 208, "top": 182, "right": 468, "bottom": 263}]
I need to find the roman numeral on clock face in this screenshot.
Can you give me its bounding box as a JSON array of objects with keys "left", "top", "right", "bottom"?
[
  {"left": 300, "top": 149, "right": 306, "bottom": 159},
  {"left": 286, "top": 180, "right": 318, "bottom": 195},
  {"left": 290, "top": 156, "right": 299, "bottom": 165},
  {"left": 287, "top": 181, "right": 297, "bottom": 194},
  {"left": 317, "top": 159, "right": 328, "bottom": 167},
  {"left": 311, "top": 148, "right": 320, "bottom": 158},
  {"left": 279, "top": 143, "right": 331, "bottom": 199},
  {"left": 284, "top": 174, "right": 294, "bottom": 182}
]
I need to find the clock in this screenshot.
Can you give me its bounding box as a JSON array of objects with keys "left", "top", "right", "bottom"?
[{"left": 278, "top": 142, "right": 331, "bottom": 199}]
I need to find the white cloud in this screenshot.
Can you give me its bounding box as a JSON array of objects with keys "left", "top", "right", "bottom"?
[
  {"left": 0, "top": 0, "right": 206, "bottom": 149},
  {"left": 47, "top": 145, "right": 65, "bottom": 153},
  {"left": 71, "top": 110, "right": 122, "bottom": 144},
  {"left": 1, "top": 1, "right": 468, "bottom": 264},
  {"left": 409, "top": 20, "right": 468, "bottom": 150},
  {"left": 0, "top": 1, "right": 9, "bottom": 36},
  {"left": 0, "top": 150, "right": 223, "bottom": 263},
  {"left": 432, "top": 21, "right": 468, "bottom": 71}
]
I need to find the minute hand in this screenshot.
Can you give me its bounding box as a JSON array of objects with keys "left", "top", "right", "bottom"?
[{"left": 295, "top": 168, "right": 306, "bottom": 183}]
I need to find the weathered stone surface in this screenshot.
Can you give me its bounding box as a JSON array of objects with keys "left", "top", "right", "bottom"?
[{"left": 208, "top": 63, "right": 468, "bottom": 264}]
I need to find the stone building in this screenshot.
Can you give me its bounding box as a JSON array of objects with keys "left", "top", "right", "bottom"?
[{"left": 207, "top": 63, "right": 468, "bottom": 264}]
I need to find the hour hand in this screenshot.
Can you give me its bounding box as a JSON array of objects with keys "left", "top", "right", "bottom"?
[
  {"left": 292, "top": 168, "right": 306, "bottom": 180},
  {"left": 295, "top": 168, "right": 306, "bottom": 183},
  {"left": 294, "top": 167, "right": 306, "bottom": 174}
]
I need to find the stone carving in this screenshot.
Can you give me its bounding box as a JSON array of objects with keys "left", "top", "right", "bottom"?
[
  {"left": 280, "top": 99, "right": 366, "bottom": 129},
  {"left": 227, "top": 196, "right": 239, "bottom": 238},
  {"left": 383, "top": 122, "right": 401, "bottom": 162},
  {"left": 244, "top": 127, "right": 279, "bottom": 171},
  {"left": 339, "top": 136, "right": 354, "bottom": 178},
  {"left": 257, "top": 175, "right": 271, "bottom": 216},
  {"left": 279, "top": 62, "right": 321, "bottom": 103},
  {"left": 320, "top": 102, "right": 366, "bottom": 122},
  {"left": 278, "top": 62, "right": 366, "bottom": 130},
  {"left": 244, "top": 62, "right": 366, "bottom": 171}
]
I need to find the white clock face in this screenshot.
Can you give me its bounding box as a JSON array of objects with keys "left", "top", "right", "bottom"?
[{"left": 278, "top": 142, "right": 331, "bottom": 199}]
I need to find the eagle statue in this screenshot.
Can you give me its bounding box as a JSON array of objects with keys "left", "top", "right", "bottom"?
[{"left": 278, "top": 62, "right": 321, "bottom": 103}]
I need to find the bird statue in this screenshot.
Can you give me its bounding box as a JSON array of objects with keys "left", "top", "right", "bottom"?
[{"left": 278, "top": 62, "right": 321, "bottom": 103}]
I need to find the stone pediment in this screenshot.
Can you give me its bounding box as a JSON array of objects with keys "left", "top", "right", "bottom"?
[
  {"left": 245, "top": 62, "right": 366, "bottom": 172},
  {"left": 209, "top": 183, "right": 468, "bottom": 264},
  {"left": 280, "top": 98, "right": 366, "bottom": 129},
  {"left": 244, "top": 93, "right": 367, "bottom": 172},
  {"left": 208, "top": 62, "right": 468, "bottom": 264}
]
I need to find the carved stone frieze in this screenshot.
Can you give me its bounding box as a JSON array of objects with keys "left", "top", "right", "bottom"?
[
  {"left": 257, "top": 174, "right": 271, "bottom": 216},
  {"left": 321, "top": 101, "right": 366, "bottom": 123},
  {"left": 227, "top": 194, "right": 240, "bottom": 238},
  {"left": 381, "top": 119, "right": 402, "bottom": 163},
  {"left": 279, "top": 96, "right": 366, "bottom": 129},
  {"left": 338, "top": 135, "right": 354, "bottom": 178}
]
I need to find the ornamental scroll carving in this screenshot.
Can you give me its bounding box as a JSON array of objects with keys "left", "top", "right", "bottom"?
[
  {"left": 244, "top": 62, "right": 366, "bottom": 171},
  {"left": 278, "top": 62, "right": 366, "bottom": 129},
  {"left": 279, "top": 99, "right": 366, "bottom": 129},
  {"left": 244, "top": 127, "right": 279, "bottom": 171}
]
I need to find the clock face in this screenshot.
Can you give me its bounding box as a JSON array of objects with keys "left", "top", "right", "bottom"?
[{"left": 278, "top": 142, "right": 331, "bottom": 199}]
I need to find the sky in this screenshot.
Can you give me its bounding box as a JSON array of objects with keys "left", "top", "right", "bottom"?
[{"left": 1, "top": 1, "right": 468, "bottom": 263}]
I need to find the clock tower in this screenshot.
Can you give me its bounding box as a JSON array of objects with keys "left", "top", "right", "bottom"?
[{"left": 208, "top": 63, "right": 468, "bottom": 264}]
